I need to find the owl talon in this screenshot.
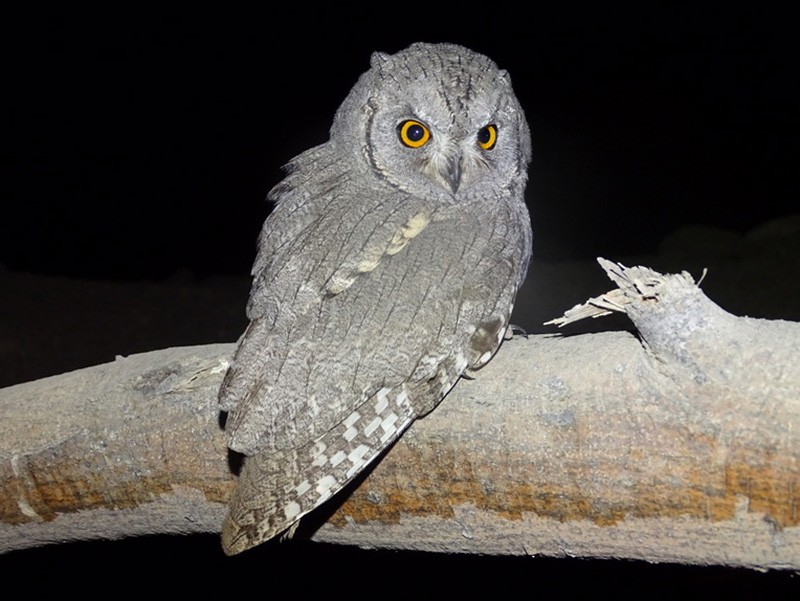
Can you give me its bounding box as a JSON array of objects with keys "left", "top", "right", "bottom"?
[{"left": 508, "top": 323, "right": 528, "bottom": 339}]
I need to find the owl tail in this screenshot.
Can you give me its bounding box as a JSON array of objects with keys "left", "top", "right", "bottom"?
[{"left": 221, "top": 384, "right": 417, "bottom": 555}]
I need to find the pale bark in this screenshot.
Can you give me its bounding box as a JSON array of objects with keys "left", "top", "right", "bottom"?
[{"left": 1, "top": 261, "right": 798, "bottom": 570}]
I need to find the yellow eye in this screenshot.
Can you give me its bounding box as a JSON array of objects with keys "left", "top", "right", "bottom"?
[
  {"left": 398, "top": 120, "right": 431, "bottom": 148},
  {"left": 477, "top": 124, "right": 497, "bottom": 150}
]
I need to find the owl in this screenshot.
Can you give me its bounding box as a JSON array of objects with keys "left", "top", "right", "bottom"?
[{"left": 218, "top": 42, "right": 532, "bottom": 555}]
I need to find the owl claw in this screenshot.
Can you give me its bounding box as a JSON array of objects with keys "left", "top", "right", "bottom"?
[{"left": 507, "top": 323, "right": 528, "bottom": 339}]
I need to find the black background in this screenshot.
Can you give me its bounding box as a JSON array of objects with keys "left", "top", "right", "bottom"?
[
  {"left": 3, "top": 7, "right": 797, "bottom": 280},
  {"left": 1, "top": 6, "right": 798, "bottom": 596}
]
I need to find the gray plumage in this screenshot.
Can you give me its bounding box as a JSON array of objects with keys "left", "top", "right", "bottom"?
[{"left": 218, "top": 42, "right": 532, "bottom": 555}]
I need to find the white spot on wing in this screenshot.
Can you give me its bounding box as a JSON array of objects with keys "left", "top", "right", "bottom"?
[
  {"left": 364, "top": 416, "right": 382, "bottom": 437},
  {"left": 311, "top": 440, "right": 328, "bottom": 467},
  {"left": 330, "top": 450, "right": 347, "bottom": 466},
  {"left": 381, "top": 412, "right": 398, "bottom": 431},
  {"left": 348, "top": 444, "right": 370, "bottom": 464},
  {"left": 375, "top": 387, "right": 391, "bottom": 414},
  {"left": 284, "top": 501, "right": 301, "bottom": 519},
  {"left": 386, "top": 212, "right": 431, "bottom": 255},
  {"left": 499, "top": 324, "right": 509, "bottom": 343},
  {"left": 346, "top": 444, "right": 371, "bottom": 478},
  {"left": 379, "top": 412, "right": 399, "bottom": 443},
  {"left": 357, "top": 257, "right": 381, "bottom": 272},
  {"left": 295, "top": 480, "right": 311, "bottom": 496},
  {"left": 344, "top": 411, "right": 361, "bottom": 428},
  {"left": 316, "top": 475, "right": 337, "bottom": 499}
]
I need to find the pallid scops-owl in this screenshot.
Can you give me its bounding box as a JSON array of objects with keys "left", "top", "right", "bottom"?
[{"left": 218, "top": 42, "right": 532, "bottom": 555}]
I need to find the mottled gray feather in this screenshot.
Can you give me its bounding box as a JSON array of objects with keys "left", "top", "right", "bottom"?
[{"left": 218, "top": 42, "right": 532, "bottom": 554}]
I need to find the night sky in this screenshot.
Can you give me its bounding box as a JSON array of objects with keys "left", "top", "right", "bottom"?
[
  {"left": 3, "top": 8, "right": 797, "bottom": 281},
  {"left": 1, "top": 8, "right": 798, "bottom": 595}
]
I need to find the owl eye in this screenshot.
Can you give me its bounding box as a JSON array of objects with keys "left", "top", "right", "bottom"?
[
  {"left": 477, "top": 124, "right": 497, "bottom": 150},
  {"left": 398, "top": 120, "right": 431, "bottom": 148}
]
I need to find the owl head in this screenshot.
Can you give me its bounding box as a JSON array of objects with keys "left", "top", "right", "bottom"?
[{"left": 330, "top": 42, "right": 531, "bottom": 204}]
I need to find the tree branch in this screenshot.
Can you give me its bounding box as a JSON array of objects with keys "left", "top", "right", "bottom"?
[{"left": 1, "top": 261, "right": 798, "bottom": 570}]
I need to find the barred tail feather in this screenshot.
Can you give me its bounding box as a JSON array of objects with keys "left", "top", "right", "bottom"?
[{"left": 222, "top": 384, "right": 417, "bottom": 555}]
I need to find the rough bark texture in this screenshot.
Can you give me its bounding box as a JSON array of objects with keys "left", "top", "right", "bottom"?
[{"left": 1, "top": 262, "right": 798, "bottom": 570}]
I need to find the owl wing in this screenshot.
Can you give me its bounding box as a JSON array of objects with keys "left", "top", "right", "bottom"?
[
  {"left": 219, "top": 190, "right": 529, "bottom": 554},
  {"left": 221, "top": 184, "right": 526, "bottom": 451}
]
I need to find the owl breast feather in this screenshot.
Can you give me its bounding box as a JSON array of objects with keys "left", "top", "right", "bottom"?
[{"left": 220, "top": 155, "right": 530, "bottom": 456}]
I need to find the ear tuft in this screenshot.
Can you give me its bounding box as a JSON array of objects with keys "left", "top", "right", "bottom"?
[{"left": 370, "top": 51, "right": 390, "bottom": 69}]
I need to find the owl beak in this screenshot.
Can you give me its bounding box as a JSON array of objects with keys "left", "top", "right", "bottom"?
[{"left": 442, "top": 153, "right": 463, "bottom": 194}]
